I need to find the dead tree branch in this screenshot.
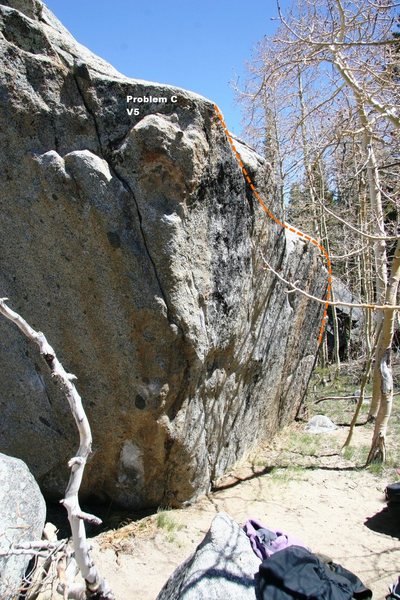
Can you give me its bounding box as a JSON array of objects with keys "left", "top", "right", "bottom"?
[
  {"left": 260, "top": 254, "right": 400, "bottom": 310},
  {"left": 0, "top": 299, "right": 115, "bottom": 600}
]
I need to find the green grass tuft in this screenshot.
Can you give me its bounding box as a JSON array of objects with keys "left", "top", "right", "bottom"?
[{"left": 156, "top": 510, "right": 183, "bottom": 535}]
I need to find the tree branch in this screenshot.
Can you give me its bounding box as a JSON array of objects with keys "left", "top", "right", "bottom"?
[
  {"left": 332, "top": 50, "right": 400, "bottom": 129},
  {"left": 330, "top": 245, "right": 369, "bottom": 259},
  {"left": 259, "top": 256, "right": 400, "bottom": 310},
  {"left": 0, "top": 299, "right": 115, "bottom": 600},
  {"left": 316, "top": 195, "right": 398, "bottom": 241}
]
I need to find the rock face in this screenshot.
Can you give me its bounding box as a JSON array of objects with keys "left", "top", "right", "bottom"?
[
  {"left": 327, "top": 276, "right": 364, "bottom": 360},
  {"left": 0, "top": 453, "right": 46, "bottom": 600},
  {"left": 0, "top": 0, "right": 326, "bottom": 508},
  {"left": 156, "top": 513, "right": 260, "bottom": 600}
]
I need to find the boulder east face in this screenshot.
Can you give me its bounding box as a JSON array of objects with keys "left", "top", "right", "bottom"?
[
  {"left": 0, "top": 453, "right": 46, "bottom": 600},
  {"left": 0, "top": 0, "right": 326, "bottom": 508}
]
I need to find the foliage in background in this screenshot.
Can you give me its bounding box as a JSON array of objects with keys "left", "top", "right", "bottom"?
[{"left": 237, "top": 0, "right": 400, "bottom": 463}]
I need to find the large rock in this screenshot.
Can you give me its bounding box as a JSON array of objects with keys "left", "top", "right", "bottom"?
[
  {"left": 0, "top": 0, "right": 326, "bottom": 508},
  {"left": 156, "top": 512, "right": 260, "bottom": 599},
  {"left": 326, "top": 276, "right": 364, "bottom": 360},
  {"left": 0, "top": 453, "right": 46, "bottom": 599}
]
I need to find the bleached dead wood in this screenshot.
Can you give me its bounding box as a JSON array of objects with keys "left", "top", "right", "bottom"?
[{"left": 0, "top": 299, "right": 115, "bottom": 600}]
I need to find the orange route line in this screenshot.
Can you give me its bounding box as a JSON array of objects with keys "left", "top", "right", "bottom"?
[{"left": 213, "top": 103, "right": 333, "bottom": 345}]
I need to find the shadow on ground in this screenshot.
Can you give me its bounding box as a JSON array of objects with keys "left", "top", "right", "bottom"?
[
  {"left": 364, "top": 505, "right": 400, "bottom": 539},
  {"left": 46, "top": 500, "right": 155, "bottom": 538},
  {"left": 212, "top": 461, "right": 363, "bottom": 493}
]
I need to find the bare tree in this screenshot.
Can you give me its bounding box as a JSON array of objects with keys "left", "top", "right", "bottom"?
[{"left": 239, "top": 0, "right": 400, "bottom": 461}]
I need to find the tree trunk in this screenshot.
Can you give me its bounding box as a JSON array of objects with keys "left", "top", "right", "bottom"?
[
  {"left": 342, "top": 323, "right": 380, "bottom": 449},
  {"left": 357, "top": 125, "right": 388, "bottom": 421},
  {"left": 366, "top": 239, "right": 400, "bottom": 464}
]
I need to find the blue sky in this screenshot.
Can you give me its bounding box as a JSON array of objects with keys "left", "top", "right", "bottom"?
[{"left": 44, "top": 0, "right": 290, "bottom": 136}]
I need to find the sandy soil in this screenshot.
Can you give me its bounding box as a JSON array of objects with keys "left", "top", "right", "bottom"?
[{"left": 89, "top": 425, "right": 400, "bottom": 599}]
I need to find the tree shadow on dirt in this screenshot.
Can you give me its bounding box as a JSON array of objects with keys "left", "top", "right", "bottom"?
[
  {"left": 364, "top": 506, "right": 400, "bottom": 540},
  {"left": 212, "top": 461, "right": 363, "bottom": 493}
]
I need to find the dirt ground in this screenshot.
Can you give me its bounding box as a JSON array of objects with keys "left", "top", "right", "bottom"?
[{"left": 89, "top": 424, "right": 400, "bottom": 599}]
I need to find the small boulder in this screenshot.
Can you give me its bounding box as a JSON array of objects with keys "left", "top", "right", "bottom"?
[
  {"left": 305, "top": 414, "right": 337, "bottom": 434},
  {"left": 0, "top": 453, "right": 46, "bottom": 599},
  {"left": 156, "top": 512, "right": 260, "bottom": 599}
]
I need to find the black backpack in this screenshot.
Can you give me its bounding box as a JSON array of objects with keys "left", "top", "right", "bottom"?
[{"left": 385, "top": 483, "right": 400, "bottom": 506}]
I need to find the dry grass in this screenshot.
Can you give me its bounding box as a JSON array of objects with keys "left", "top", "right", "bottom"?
[{"left": 98, "top": 515, "right": 156, "bottom": 552}]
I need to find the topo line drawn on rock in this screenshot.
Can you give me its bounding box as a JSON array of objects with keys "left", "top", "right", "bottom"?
[{"left": 212, "top": 103, "right": 332, "bottom": 345}]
